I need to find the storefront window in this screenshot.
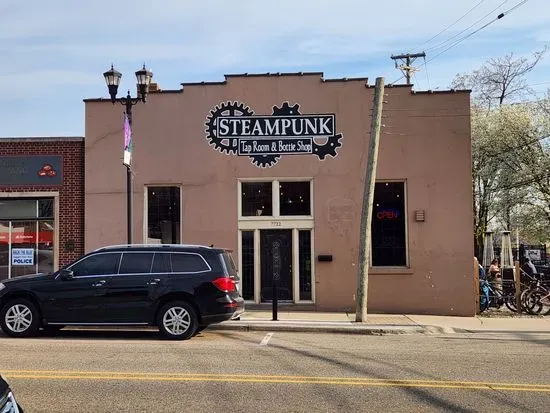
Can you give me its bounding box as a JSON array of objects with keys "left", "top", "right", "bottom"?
[
  {"left": 0, "top": 198, "right": 56, "bottom": 278},
  {"left": 0, "top": 220, "right": 9, "bottom": 280},
  {"left": 11, "top": 220, "right": 42, "bottom": 277},
  {"left": 38, "top": 199, "right": 54, "bottom": 218},
  {"left": 0, "top": 199, "right": 36, "bottom": 219},
  {"left": 241, "top": 182, "right": 272, "bottom": 216},
  {"left": 372, "top": 182, "right": 407, "bottom": 267},
  {"left": 37, "top": 220, "right": 54, "bottom": 275},
  {"left": 279, "top": 182, "right": 311, "bottom": 216},
  {"left": 147, "top": 187, "right": 181, "bottom": 244}
]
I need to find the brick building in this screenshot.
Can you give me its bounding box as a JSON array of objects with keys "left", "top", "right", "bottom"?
[{"left": 0, "top": 137, "right": 85, "bottom": 279}]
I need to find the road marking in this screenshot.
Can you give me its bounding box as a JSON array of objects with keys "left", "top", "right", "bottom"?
[
  {"left": 3, "top": 370, "right": 550, "bottom": 393},
  {"left": 260, "top": 332, "right": 274, "bottom": 346}
]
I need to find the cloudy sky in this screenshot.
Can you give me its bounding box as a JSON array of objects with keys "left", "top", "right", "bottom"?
[{"left": 0, "top": 0, "right": 548, "bottom": 137}]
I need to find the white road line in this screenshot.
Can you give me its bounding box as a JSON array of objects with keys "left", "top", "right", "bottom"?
[{"left": 260, "top": 332, "right": 274, "bottom": 346}]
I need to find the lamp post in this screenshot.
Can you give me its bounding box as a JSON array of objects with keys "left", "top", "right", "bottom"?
[{"left": 103, "top": 64, "right": 153, "bottom": 244}]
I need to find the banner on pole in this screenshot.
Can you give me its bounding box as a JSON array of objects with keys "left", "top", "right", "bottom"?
[{"left": 123, "top": 113, "right": 132, "bottom": 167}]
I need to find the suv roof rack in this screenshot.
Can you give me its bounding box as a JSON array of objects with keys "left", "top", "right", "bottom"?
[{"left": 93, "top": 244, "right": 215, "bottom": 252}]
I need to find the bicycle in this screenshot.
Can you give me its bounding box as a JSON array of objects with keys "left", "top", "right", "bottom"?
[
  {"left": 522, "top": 280, "right": 550, "bottom": 316},
  {"left": 479, "top": 278, "right": 505, "bottom": 313}
]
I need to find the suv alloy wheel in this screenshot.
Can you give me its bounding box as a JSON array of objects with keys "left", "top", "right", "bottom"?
[
  {"left": 157, "top": 301, "right": 198, "bottom": 340},
  {"left": 0, "top": 298, "right": 40, "bottom": 338}
]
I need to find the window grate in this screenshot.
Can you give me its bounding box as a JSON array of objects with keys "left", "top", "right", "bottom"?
[
  {"left": 298, "top": 230, "right": 312, "bottom": 301},
  {"left": 241, "top": 231, "right": 255, "bottom": 300}
]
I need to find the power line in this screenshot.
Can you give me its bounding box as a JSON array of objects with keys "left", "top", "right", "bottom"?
[
  {"left": 423, "top": 56, "right": 432, "bottom": 90},
  {"left": 389, "top": 1, "right": 529, "bottom": 86},
  {"left": 426, "top": 0, "right": 529, "bottom": 64},
  {"left": 425, "top": 0, "right": 512, "bottom": 54},
  {"left": 409, "top": 0, "right": 488, "bottom": 52}
]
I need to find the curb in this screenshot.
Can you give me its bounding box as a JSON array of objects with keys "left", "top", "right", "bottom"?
[{"left": 207, "top": 321, "right": 429, "bottom": 335}]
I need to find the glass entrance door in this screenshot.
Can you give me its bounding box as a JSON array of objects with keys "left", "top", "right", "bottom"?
[{"left": 260, "top": 229, "right": 293, "bottom": 302}]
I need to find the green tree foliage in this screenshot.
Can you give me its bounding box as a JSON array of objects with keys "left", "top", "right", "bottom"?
[{"left": 452, "top": 48, "right": 549, "bottom": 254}]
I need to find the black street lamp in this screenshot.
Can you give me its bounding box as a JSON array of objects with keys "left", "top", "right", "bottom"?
[{"left": 103, "top": 64, "right": 153, "bottom": 244}]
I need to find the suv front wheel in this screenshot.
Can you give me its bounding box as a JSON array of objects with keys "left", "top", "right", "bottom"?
[
  {"left": 157, "top": 301, "right": 198, "bottom": 340},
  {"left": 0, "top": 298, "right": 40, "bottom": 338}
]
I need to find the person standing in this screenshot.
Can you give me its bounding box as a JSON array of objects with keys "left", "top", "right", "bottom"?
[
  {"left": 488, "top": 258, "right": 502, "bottom": 293},
  {"left": 522, "top": 257, "right": 538, "bottom": 277}
]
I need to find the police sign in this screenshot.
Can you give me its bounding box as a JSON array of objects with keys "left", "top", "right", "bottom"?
[{"left": 12, "top": 248, "right": 35, "bottom": 266}]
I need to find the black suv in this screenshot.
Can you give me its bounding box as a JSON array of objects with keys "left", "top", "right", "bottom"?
[{"left": 0, "top": 244, "right": 244, "bottom": 340}]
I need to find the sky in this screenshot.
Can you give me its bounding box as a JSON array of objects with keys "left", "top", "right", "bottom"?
[{"left": 0, "top": 0, "right": 549, "bottom": 137}]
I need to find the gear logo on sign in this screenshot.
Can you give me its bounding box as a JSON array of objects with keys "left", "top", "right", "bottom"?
[{"left": 204, "top": 101, "right": 343, "bottom": 168}]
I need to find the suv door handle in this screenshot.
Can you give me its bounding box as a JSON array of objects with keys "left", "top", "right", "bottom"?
[
  {"left": 147, "top": 278, "right": 161, "bottom": 285},
  {"left": 92, "top": 280, "right": 107, "bottom": 287}
]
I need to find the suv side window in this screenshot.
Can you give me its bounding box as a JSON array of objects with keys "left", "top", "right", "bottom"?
[
  {"left": 119, "top": 253, "right": 154, "bottom": 274},
  {"left": 171, "top": 253, "right": 209, "bottom": 273},
  {"left": 69, "top": 253, "right": 121, "bottom": 277},
  {"left": 151, "top": 253, "right": 171, "bottom": 273}
]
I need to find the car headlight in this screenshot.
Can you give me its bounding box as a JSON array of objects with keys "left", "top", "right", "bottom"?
[
  {"left": 0, "top": 283, "right": 5, "bottom": 292},
  {"left": 0, "top": 390, "right": 20, "bottom": 413}
]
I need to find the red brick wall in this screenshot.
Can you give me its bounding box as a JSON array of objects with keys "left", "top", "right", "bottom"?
[{"left": 0, "top": 139, "right": 85, "bottom": 267}]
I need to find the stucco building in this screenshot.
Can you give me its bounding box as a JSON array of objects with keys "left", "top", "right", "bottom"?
[{"left": 84, "top": 72, "right": 474, "bottom": 316}]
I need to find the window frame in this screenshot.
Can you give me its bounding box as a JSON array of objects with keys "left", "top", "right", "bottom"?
[
  {"left": 238, "top": 178, "right": 314, "bottom": 220},
  {"left": 143, "top": 184, "right": 183, "bottom": 245},
  {"left": 59, "top": 250, "right": 212, "bottom": 278},
  {"left": 370, "top": 180, "right": 409, "bottom": 269}
]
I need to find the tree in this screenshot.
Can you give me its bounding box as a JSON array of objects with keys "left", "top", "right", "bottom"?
[
  {"left": 452, "top": 47, "right": 548, "bottom": 257},
  {"left": 470, "top": 105, "right": 534, "bottom": 255},
  {"left": 453, "top": 47, "right": 547, "bottom": 108}
]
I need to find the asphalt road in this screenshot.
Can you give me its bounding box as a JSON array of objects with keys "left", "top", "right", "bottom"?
[{"left": 1, "top": 328, "right": 549, "bottom": 412}]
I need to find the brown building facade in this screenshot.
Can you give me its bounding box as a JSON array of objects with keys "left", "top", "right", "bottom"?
[
  {"left": 0, "top": 137, "right": 85, "bottom": 279},
  {"left": 84, "top": 73, "right": 474, "bottom": 316}
]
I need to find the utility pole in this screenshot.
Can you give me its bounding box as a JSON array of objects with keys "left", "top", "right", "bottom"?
[
  {"left": 390, "top": 52, "right": 426, "bottom": 85},
  {"left": 356, "top": 77, "right": 385, "bottom": 323}
]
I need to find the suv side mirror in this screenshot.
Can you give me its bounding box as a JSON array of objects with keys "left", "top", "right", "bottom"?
[{"left": 59, "top": 269, "right": 74, "bottom": 280}]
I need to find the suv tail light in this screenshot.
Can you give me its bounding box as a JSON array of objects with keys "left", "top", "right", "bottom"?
[{"left": 212, "top": 277, "right": 236, "bottom": 293}]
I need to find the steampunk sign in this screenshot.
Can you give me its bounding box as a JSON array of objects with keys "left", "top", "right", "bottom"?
[{"left": 205, "top": 101, "right": 343, "bottom": 167}]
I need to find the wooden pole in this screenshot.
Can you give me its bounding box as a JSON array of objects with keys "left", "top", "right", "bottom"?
[{"left": 356, "top": 77, "right": 385, "bottom": 323}]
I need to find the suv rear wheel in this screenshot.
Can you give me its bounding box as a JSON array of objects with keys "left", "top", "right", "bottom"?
[
  {"left": 157, "top": 301, "right": 198, "bottom": 340},
  {"left": 0, "top": 298, "right": 40, "bottom": 338}
]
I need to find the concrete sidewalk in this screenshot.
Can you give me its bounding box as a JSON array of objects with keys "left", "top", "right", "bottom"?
[{"left": 208, "top": 310, "right": 550, "bottom": 335}]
